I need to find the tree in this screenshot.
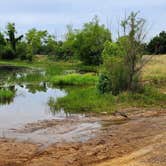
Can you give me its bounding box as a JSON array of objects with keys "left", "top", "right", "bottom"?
[
  {"left": 0, "top": 32, "right": 6, "bottom": 58},
  {"left": 61, "top": 25, "right": 77, "bottom": 60},
  {"left": 25, "top": 28, "right": 48, "bottom": 54},
  {"left": 99, "top": 12, "right": 148, "bottom": 94},
  {"left": 0, "top": 32, "right": 6, "bottom": 46},
  {"left": 147, "top": 31, "right": 166, "bottom": 54},
  {"left": 16, "top": 41, "right": 33, "bottom": 61},
  {"left": 75, "top": 16, "right": 112, "bottom": 65},
  {"left": 40, "top": 34, "right": 58, "bottom": 55},
  {"left": 120, "top": 12, "right": 147, "bottom": 91},
  {"left": 5, "top": 23, "right": 23, "bottom": 52}
]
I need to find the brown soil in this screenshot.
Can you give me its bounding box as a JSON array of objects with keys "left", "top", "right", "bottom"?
[{"left": 0, "top": 108, "right": 165, "bottom": 166}]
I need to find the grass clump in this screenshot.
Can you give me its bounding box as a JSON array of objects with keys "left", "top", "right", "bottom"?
[
  {"left": 50, "top": 73, "right": 98, "bottom": 86},
  {"left": 0, "top": 89, "right": 15, "bottom": 104}
]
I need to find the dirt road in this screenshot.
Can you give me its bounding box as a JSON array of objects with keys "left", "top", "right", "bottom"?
[{"left": 0, "top": 108, "right": 165, "bottom": 166}]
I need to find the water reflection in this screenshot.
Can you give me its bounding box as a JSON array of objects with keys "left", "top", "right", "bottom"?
[
  {"left": 25, "top": 82, "right": 47, "bottom": 93},
  {"left": 0, "top": 86, "right": 16, "bottom": 105},
  {"left": 0, "top": 83, "right": 67, "bottom": 129},
  {"left": 0, "top": 65, "right": 27, "bottom": 85},
  {"left": 0, "top": 65, "right": 45, "bottom": 86}
]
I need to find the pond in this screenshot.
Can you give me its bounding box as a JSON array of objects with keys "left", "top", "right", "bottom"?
[{"left": 0, "top": 65, "right": 101, "bottom": 144}]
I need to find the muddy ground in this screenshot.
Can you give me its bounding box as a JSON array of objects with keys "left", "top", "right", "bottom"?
[{"left": 0, "top": 108, "right": 165, "bottom": 166}]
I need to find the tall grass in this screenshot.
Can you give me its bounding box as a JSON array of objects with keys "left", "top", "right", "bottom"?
[
  {"left": 142, "top": 55, "right": 166, "bottom": 84},
  {"left": 118, "top": 86, "right": 166, "bottom": 108}
]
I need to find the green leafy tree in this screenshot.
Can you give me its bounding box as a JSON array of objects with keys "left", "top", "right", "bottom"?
[
  {"left": 25, "top": 28, "right": 48, "bottom": 54},
  {"left": 16, "top": 41, "right": 33, "bottom": 61},
  {"left": 61, "top": 25, "right": 77, "bottom": 60},
  {"left": 75, "top": 16, "right": 112, "bottom": 65},
  {"left": 54, "top": 25, "right": 77, "bottom": 60},
  {"left": 148, "top": 31, "right": 166, "bottom": 54},
  {"left": 0, "top": 32, "right": 6, "bottom": 46},
  {"left": 43, "top": 35, "right": 57, "bottom": 55},
  {"left": 0, "top": 32, "right": 6, "bottom": 58}
]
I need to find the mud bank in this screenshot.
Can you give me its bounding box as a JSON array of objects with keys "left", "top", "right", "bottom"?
[{"left": 0, "top": 109, "right": 165, "bottom": 166}]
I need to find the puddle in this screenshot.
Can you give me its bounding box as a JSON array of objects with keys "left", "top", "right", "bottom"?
[{"left": 2, "top": 121, "right": 101, "bottom": 146}]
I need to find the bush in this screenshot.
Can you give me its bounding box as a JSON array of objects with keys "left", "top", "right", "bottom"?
[
  {"left": 16, "top": 42, "right": 33, "bottom": 61},
  {"left": 98, "top": 56, "right": 129, "bottom": 95},
  {"left": 1, "top": 45, "right": 15, "bottom": 59}
]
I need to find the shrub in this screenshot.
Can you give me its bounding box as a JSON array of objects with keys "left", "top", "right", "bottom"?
[
  {"left": 16, "top": 42, "right": 33, "bottom": 61},
  {"left": 1, "top": 45, "right": 15, "bottom": 59},
  {"left": 98, "top": 56, "right": 129, "bottom": 95}
]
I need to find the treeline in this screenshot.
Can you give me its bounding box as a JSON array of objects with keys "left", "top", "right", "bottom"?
[{"left": 0, "top": 16, "right": 165, "bottom": 63}]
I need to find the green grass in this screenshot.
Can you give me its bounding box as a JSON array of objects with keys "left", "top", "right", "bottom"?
[
  {"left": 49, "top": 87, "right": 116, "bottom": 113},
  {"left": 0, "top": 89, "right": 15, "bottom": 104},
  {"left": 49, "top": 86, "right": 166, "bottom": 114},
  {"left": 50, "top": 73, "right": 98, "bottom": 86}
]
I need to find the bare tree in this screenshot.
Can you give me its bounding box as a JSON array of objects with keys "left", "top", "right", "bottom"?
[{"left": 120, "top": 11, "right": 150, "bottom": 91}]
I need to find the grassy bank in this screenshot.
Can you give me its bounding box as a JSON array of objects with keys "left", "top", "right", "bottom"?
[{"left": 49, "top": 86, "right": 166, "bottom": 114}]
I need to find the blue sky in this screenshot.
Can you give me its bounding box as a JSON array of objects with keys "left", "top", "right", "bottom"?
[{"left": 0, "top": 0, "right": 165, "bottom": 40}]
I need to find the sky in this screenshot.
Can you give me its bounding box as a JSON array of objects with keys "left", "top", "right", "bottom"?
[{"left": 0, "top": 0, "right": 166, "bottom": 40}]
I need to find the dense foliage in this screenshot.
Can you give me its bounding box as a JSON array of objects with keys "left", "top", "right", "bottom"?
[
  {"left": 147, "top": 31, "right": 166, "bottom": 54},
  {"left": 74, "top": 17, "right": 112, "bottom": 65}
]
